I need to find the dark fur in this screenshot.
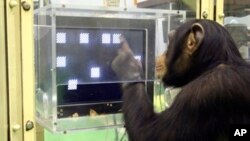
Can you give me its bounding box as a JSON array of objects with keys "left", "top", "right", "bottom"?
[{"left": 122, "top": 20, "right": 250, "bottom": 141}]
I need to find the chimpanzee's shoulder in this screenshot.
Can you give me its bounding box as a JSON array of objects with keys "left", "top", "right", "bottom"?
[
  {"left": 185, "top": 64, "right": 250, "bottom": 93},
  {"left": 202, "top": 64, "right": 250, "bottom": 80}
]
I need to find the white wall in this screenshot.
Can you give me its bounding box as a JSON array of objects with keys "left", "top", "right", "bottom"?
[
  {"left": 51, "top": 0, "right": 136, "bottom": 7},
  {"left": 51, "top": 0, "right": 103, "bottom": 6},
  {"left": 225, "top": 15, "right": 250, "bottom": 29}
]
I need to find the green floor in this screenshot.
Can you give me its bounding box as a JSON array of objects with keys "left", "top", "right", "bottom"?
[{"left": 45, "top": 128, "right": 128, "bottom": 141}]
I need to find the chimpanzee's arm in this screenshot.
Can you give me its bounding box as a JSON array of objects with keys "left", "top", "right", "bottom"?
[
  {"left": 122, "top": 66, "right": 250, "bottom": 141},
  {"left": 122, "top": 83, "right": 156, "bottom": 141}
]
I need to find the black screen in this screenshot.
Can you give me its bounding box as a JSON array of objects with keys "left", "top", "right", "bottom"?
[{"left": 56, "top": 28, "right": 146, "bottom": 106}]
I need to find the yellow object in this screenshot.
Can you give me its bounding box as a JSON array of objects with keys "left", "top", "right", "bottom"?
[
  {"left": 6, "top": 0, "right": 23, "bottom": 140},
  {"left": 215, "top": 0, "right": 224, "bottom": 25},
  {"left": 5, "top": 0, "right": 36, "bottom": 140},
  {"left": 201, "top": 0, "right": 214, "bottom": 20},
  {"left": 21, "top": 0, "right": 36, "bottom": 141},
  {"left": 0, "top": 0, "right": 8, "bottom": 140},
  {"left": 154, "top": 82, "right": 181, "bottom": 113},
  {"left": 105, "top": 0, "right": 120, "bottom": 7}
]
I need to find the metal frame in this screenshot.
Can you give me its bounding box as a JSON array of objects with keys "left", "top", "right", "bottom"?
[
  {"left": 215, "top": 0, "right": 224, "bottom": 25},
  {"left": 21, "top": 0, "right": 36, "bottom": 141},
  {"left": 0, "top": 0, "right": 8, "bottom": 141},
  {"left": 4, "top": 0, "right": 36, "bottom": 141},
  {"left": 6, "top": 0, "right": 23, "bottom": 140},
  {"left": 200, "top": 0, "right": 214, "bottom": 20}
]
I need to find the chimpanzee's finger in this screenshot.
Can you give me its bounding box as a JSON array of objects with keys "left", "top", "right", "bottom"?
[{"left": 118, "top": 35, "right": 134, "bottom": 55}]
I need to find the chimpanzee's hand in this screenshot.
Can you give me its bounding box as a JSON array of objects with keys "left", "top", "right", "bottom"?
[{"left": 111, "top": 35, "right": 143, "bottom": 81}]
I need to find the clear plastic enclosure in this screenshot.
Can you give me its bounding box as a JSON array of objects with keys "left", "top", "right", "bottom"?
[{"left": 34, "top": 4, "right": 185, "bottom": 133}]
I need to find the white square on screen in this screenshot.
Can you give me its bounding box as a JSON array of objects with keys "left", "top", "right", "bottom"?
[
  {"left": 102, "top": 33, "right": 111, "bottom": 44},
  {"left": 57, "top": 56, "right": 66, "bottom": 67},
  {"left": 91, "top": 67, "right": 100, "bottom": 78},
  {"left": 56, "top": 32, "right": 66, "bottom": 44},
  {"left": 134, "top": 55, "right": 142, "bottom": 61},
  {"left": 113, "top": 33, "right": 121, "bottom": 44},
  {"left": 68, "top": 79, "right": 78, "bottom": 90},
  {"left": 80, "top": 33, "right": 89, "bottom": 44}
]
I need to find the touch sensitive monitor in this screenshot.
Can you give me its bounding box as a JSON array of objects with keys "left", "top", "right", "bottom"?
[{"left": 56, "top": 28, "right": 147, "bottom": 118}]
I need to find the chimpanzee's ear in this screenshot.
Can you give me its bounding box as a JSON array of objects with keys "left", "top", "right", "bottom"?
[{"left": 186, "top": 23, "right": 205, "bottom": 55}]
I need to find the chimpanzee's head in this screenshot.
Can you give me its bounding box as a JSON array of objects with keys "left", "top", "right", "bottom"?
[{"left": 161, "top": 19, "right": 243, "bottom": 87}]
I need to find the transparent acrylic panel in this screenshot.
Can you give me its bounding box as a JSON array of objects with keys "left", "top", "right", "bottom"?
[
  {"left": 136, "top": 1, "right": 197, "bottom": 113},
  {"left": 34, "top": 11, "right": 55, "bottom": 130},
  {"left": 34, "top": 4, "right": 186, "bottom": 132},
  {"left": 224, "top": 1, "right": 250, "bottom": 63}
]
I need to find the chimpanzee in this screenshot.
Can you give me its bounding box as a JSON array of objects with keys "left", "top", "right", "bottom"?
[{"left": 111, "top": 19, "right": 250, "bottom": 141}]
